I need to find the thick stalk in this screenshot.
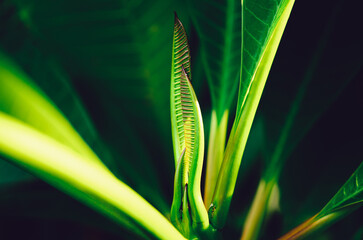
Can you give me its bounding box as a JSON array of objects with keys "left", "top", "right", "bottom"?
[{"left": 204, "top": 110, "right": 229, "bottom": 207}]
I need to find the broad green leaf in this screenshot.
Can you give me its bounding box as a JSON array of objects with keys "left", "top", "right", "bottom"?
[
  {"left": 0, "top": 112, "right": 185, "bottom": 240},
  {"left": 210, "top": 0, "right": 295, "bottom": 229},
  {"left": 170, "top": 65, "right": 208, "bottom": 236},
  {"left": 5, "top": 0, "right": 189, "bottom": 148},
  {"left": 239, "top": 5, "right": 352, "bottom": 238},
  {"left": 0, "top": 1, "right": 172, "bottom": 214},
  {"left": 236, "top": 0, "right": 294, "bottom": 119}
]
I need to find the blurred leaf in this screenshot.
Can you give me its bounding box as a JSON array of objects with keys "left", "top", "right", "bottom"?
[
  {"left": 188, "top": 0, "right": 241, "bottom": 119},
  {"left": 1, "top": 0, "right": 186, "bottom": 213},
  {"left": 0, "top": 52, "right": 108, "bottom": 170},
  {"left": 262, "top": 0, "right": 363, "bottom": 182}
]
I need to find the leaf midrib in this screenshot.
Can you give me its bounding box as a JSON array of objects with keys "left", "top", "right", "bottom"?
[{"left": 238, "top": 0, "right": 285, "bottom": 118}]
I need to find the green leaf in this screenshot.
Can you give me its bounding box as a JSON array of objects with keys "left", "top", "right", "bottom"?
[
  {"left": 170, "top": 64, "right": 208, "bottom": 236},
  {"left": 239, "top": 5, "right": 353, "bottom": 238},
  {"left": 279, "top": 161, "right": 363, "bottom": 240},
  {"left": 236, "top": 0, "right": 294, "bottom": 120},
  {"left": 209, "top": 0, "right": 295, "bottom": 229},
  {"left": 0, "top": 112, "right": 185, "bottom": 240},
  {"left": 169, "top": 17, "right": 208, "bottom": 234},
  {"left": 318, "top": 161, "right": 363, "bottom": 219},
  {"left": 1, "top": 0, "right": 173, "bottom": 215}
]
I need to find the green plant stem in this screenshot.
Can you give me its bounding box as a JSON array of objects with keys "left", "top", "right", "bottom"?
[
  {"left": 240, "top": 180, "right": 277, "bottom": 240},
  {"left": 0, "top": 112, "right": 186, "bottom": 240},
  {"left": 204, "top": 110, "right": 229, "bottom": 207},
  {"left": 278, "top": 209, "right": 350, "bottom": 240},
  {"left": 209, "top": 0, "right": 294, "bottom": 228}
]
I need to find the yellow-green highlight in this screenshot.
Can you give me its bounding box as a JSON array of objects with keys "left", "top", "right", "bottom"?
[
  {"left": 0, "top": 53, "right": 106, "bottom": 169},
  {"left": 0, "top": 112, "right": 185, "bottom": 240},
  {"left": 241, "top": 180, "right": 278, "bottom": 240},
  {"left": 278, "top": 211, "right": 346, "bottom": 240},
  {"left": 170, "top": 68, "right": 209, "bottom": 237},
  {"left": 209, "top": 0, "right": 295, "bottom": 228}
]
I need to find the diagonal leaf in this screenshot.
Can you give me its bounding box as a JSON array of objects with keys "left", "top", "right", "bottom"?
[
  {"left": 280, "top": 159, "right": 363, "bottom": 240},
  {"left": 0, "top": 53, "right": 106, "bottom": 170},
  {"left": 0, "top": 112, "right": 185, "bottom": 240},
  {"left": 318, "top": 161, "right": 363, "bottom": 219},
  {"left": 209, "top": 0, "right": 295, "bottom": 229},
  {"left": 239, "top": 4, "right": 352, "bottom": 238},
  {"left": 236, "top": 0, "right": 294, "bottom": 119}
]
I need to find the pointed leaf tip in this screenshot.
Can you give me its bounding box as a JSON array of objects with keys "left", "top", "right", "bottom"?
[{"left": 181, "top": 64, "right": 191, "bottom": 83}]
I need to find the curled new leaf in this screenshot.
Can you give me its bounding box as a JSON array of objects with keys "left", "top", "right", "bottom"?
[
  {"left": 170, "top": 66, "right": 208, "bottom": 237},
  {"left": 170, "top": 16, "right": 209, "bottom": 236},
  {"left": 171, "top": 13, "right": 193, "bottom": 167}
]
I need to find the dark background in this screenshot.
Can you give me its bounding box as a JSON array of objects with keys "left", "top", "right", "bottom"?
[{"left": 1, "top": 0, "right": 363, "bottom": 239}]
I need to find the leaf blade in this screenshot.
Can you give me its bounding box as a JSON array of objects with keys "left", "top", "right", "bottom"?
[
  {"left": 318, "top": 161, "right": 363, "bottom": 218},
  {"left": 209, "top": 0, "right": 295, "bottom": 229},
  {"left": 171, "top": 13, "right": 193, "bottom": 167},
  {"left": 170, "top": 66, "right": 208, "bottom": 237}
]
